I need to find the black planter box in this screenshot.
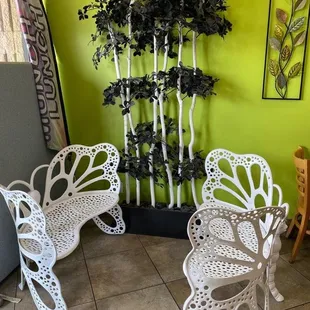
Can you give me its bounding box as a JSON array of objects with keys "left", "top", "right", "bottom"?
[{"left": 121, "top": 204, "right": 195, "bottom": 239}]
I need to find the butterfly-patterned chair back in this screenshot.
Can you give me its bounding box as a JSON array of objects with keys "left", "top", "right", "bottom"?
[
  {"left": 202, "top": 149, "right": 289, "bottom": 215},
  {"left": 42, "top": 143, "right": 120, "bottom": 209},
  {"left": 183, "top": 206, "right": 286, "bottom": 310},
  {"left": 0, "top": 186, "right": 66, "bottom": 309}
]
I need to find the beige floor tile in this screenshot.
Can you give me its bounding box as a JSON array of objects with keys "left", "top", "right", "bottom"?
[
  {"left": 86, "top": 248, "right": 162, "bottom": 300},
  {"left": 281, "top": 248, "right": 310, "bottom": 280},
  {"left": 166, "top": 278, "right": 256, "bottom": 310},
  {"left": 0, "top": 270, "right": 17, "bottom": 310},
  {"left": 145, "top": 239, "right": 191, "bottom": 282},
  {"left": 96, "top": 285, "right": 179, "bottom": 310},
  {"left": 61, "top": 244, "right": 84, "bottom": 263},
  {"left": 83, "top": 219, "right": 97, "bottom": 229},
  {"left": 256, "top": 258, "right": 310, "bottom": 310},
  {"left": 16, "top": 260, "right": 93, "bottom": 309},
  {"left": 53, "top": 260, "right": 94, "bottom": 307},
  {"left": 9, "top": 230, "right": 310, "bottom": 310},
  {"left": 81, "top": 228, "right": 142, "bottom": 259},
  {"left": 69, "top": 302, "right": 96, "bottom": 309},
  {"left": 14, "top": 299, "right": 37, "bottom": 310},
  {"left": 166, "top": 278, "right": 190, "bottom": 309},
  {"left": 280, "top": 234, "right": 310, "bottom": 255},
  {"left": 138, "top": 234, "right": 181, "bottom": 247}
]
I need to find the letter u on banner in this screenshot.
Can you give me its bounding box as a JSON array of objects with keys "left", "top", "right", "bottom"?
[{"left": 15, "top": 0, "right": 69, "bottom": 150}]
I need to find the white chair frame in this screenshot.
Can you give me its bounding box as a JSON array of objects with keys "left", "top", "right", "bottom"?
[
  {"left": 2, "top": 143, "right": 126, "bottom": 309},
  {"left": 0, "top": 187, "right": 67, "bottom": 309},
  {"left": 183, "top": 206, "right": 286, "bottom": 310},
  {"left": 201, "top": 149, "right": 289, "bottom": 302}
]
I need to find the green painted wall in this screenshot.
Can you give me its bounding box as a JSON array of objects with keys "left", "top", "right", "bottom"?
[{"left": 44, "top": 0, "right": 310, "bottom": 217}]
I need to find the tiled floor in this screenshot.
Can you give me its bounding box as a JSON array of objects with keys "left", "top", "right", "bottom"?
[{"left": 2, "top": 226, "right": 310, "bottom": 310}]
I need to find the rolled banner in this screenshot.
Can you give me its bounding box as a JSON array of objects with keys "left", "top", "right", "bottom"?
[{"left": 15, "top": 0, "right": 69, "bottom": 150}]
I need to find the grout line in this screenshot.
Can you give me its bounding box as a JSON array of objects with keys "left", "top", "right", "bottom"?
[
  {"left": 140, "top": 241, "right": 165, "bottom": 283},
  {"left": 137, "top": 234, "right": 177, "bottom": 248},
  {"left": 280, "top": 244, "right": 310, "bottom": 256},
  {"left": 140, "top": 236, "right": 188, "bottom": 282},
  {"left": 83, "top": 233, "right": 182, "bottom": 261},
  {"left": 286, "top": 301, "right": 310, "bottom": 309},
  {"left": 278, "top": 256, "right": 310, "bottom": 283},
  {"left": 135, "top": 234, "right": 145, "bottom": 248},
  {"left": 165, "top": 283, "right": 182, "bottom": 310},
  {"left": 95, "top": 283, "right": 165, "bottom": 302},
  {"left": 83, "top": 245, "right": 144, "bottom": 261},
  {"left": 276, "top": 257, "right": 310, "bottom": 309},
  {"left": 81, "top": 233, "right": 163, "bottom": 304},
  {"left": 140, "top": 239, "right": 180, "bottom": 308},
  {"left": 82, "top": 233, "right": 185, "bottom": 307},
  {"left": 165, "top": 278, "right": 186, "bottom": 285},
  {"left": 81, "top": 234, "right": 144, "bottom": 261},
  {"left": 80, "top": 242, "right": 98, "bottom": 310}
]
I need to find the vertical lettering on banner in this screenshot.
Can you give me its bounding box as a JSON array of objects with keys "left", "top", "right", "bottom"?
[{"left": 15, "top": 0, "right": 68, "bottom": 150}]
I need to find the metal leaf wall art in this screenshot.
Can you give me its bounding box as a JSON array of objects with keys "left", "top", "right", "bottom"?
[{"left": 262, "top": 0, "right": 310, "bottom": 100}]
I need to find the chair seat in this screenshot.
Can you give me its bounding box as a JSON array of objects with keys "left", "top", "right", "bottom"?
[{"left": 20, "top": 191, "right": 119, "bottom": 260}]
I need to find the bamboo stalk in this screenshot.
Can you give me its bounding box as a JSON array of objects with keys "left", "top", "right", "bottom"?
[
  {"left": 124, "top": 113, "right": 130, "bottom": 204},
  {"left": 176, "top": 21, "right": 184, "bottom": 209},
  {"left": 148, "top": 35, "right": 159, "bottom": 207},
  {"left": 109, "top": 22, "right": 142, "bottom": 205},
  {"left": 158, "top": 34, "right": 174, "bottom": 208},
  {"left": 189, "top": 31, "right": 199, "bottom": 209},
  {"left": 107, "top": 24, "right": 131, "bottom": 203},
  {"left": 126, "top": 0, "right": 141, "bottom": 206}
]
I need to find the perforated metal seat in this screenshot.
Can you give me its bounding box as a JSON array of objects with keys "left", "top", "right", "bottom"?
[{"left": 20, "top": 191, "right": 120, "bottom": 259}]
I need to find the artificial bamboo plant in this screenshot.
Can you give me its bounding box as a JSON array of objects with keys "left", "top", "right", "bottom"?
[{"left": 78, "top": 0, "right": 232, "bottom": 209}]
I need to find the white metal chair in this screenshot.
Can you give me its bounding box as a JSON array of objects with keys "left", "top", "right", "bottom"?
[
  {"left": 183, "top": 206, "right": 286, "bottom": 310},
  {"left": 1, "top": 143, "right": 125, "bottom": 309},
  {"left": 201, "top": 149, "right": 289, "bottom": 302},
  {"left": 0, "top": 187, "right": 67, "bottom": 309}
]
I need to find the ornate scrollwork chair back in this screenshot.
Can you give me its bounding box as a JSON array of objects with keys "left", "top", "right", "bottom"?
[{"left": 183, "top": 207, "right": 286, "bottom": 310}]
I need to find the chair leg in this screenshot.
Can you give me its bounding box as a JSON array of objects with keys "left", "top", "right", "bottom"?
[
  {"left": 290, "top": 214, "right": 308, "bottom": 263},
  {"left": 286, "top": 213, "right": 298, "bottom": 238},
  {"left": 264, "top": 267, "right": 270, "bottom": 310},
  {"left": 264, "top": 285, "right": 270, "bottom": 310},
  {"left": 19, "top": 258, "right": 30, "bottom": 290},
  {"left": 93, "top": 204, "right": 126, "bottom": 235},
  {"left": 18, "top": 268, "right": 25, "bottom": 291},
  {"left": 268, "top": 222, "right": 286, "bottom": 302}
]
